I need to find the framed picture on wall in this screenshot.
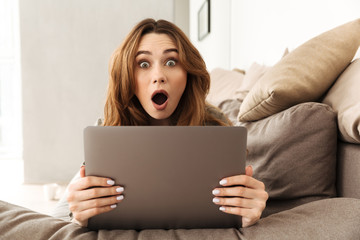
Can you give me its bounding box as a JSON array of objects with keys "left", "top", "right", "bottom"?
[{"left": 198, "top": 0, "right": 210, "bottom": 41}]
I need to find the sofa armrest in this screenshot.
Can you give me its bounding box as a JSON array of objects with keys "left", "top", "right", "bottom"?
[{"left": 337, "top": 141, "right": 360, "bottom": 199}]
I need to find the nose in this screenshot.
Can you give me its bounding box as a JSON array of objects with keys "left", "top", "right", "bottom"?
[
  {"left": 153, "top": 79, "right": 166, "bottom": 84},
  {"left": 151, "top": 65, "right": 167, "bottom": 84}
]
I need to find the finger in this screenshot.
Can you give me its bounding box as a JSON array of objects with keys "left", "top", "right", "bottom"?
[
  {"left": 245, "top": 165, "right": 253, "bottom": 177},
  {"left": 73, "top": 204, "right": 118, "bottom": 223},
  {"left": 212, "top": 186, "right": 259, "bottom": 199},
  {"left": 242, "top": 217, "right": 256, "bottom": 228},
  {"left": 219, "top": 206, "right": 261, "bottom": 222},
  {"left": 72, "top": 185, "right": 125, "bottom": 202},
  {"left": 218, "top": 175, "right": 265, "bottom": 190},
  {"left": 213, "top": 196, "right": 267, "bottom": 216},
  {"left": 212, "top": 197, "right": 255, "bottom": 209},
  {"left": 71, "top": 194, "right": 124, "bottom": 213},
  {"left": 80, "top": 166, "right": 85, "bottom": 178},
  {"left": 69, "top": 176, "right": 117, "bottom": 192}
]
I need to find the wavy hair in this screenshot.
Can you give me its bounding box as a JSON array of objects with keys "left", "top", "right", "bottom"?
[{"left": 104, "top": 18, "right": 230, "bottom": 126}]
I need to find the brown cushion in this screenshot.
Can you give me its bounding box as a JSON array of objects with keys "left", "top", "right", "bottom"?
[
  {"left": 238, "top": 18, "right": 360, "bottom": 122},
  {"left": 238, "top": 102, "right": 337, "bottom": 200},
  {"left": 323, "top": 59, "right": 360, "bottom": 143}
]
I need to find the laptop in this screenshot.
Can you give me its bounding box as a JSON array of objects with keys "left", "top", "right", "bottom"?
[{"left": 84, "top": 126, "right": 247, "bottom": 230}]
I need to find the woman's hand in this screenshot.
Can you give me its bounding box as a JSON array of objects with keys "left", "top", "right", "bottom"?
[
  {"left": 66, "top": 166, "right": 125, "bottom": 227},
  {"left": 212, "top": 165, "right": 268, "bottom": 227}
]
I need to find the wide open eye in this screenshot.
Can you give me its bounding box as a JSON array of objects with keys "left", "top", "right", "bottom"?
[
  {"left": 165, "top": 59, "right": 176, "bottom": 67},
  {"left": 139, "top": 61, "right": 150, "bottom": 68}
]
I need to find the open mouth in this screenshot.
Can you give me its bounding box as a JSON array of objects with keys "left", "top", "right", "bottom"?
[{"left": 152, "top": 92, "right": 168, "bottom": 105}]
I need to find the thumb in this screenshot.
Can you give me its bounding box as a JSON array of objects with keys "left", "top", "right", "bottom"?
[
  {"left": 245, "top": 165, "right": 253, "bottom": 177},
  {"left": 80, "top": 165, "right": 85, "bottom": 178}
]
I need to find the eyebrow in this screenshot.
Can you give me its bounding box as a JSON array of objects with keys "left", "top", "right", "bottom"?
[{"left": 135, "top": 48, "right": 178, "bottom": 57}]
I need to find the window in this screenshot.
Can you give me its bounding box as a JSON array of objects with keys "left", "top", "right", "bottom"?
[{"left": 0, "top": 0, "right": 22, "bottom": 159}]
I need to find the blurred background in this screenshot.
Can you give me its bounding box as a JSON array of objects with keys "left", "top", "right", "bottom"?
[{"left": 0, "top": 0, "right": 359, "bottom": 213}]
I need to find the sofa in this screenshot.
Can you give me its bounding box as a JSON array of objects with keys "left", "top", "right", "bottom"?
[{"left": 1, "top": 19, "right": 360, "bottom": 240}]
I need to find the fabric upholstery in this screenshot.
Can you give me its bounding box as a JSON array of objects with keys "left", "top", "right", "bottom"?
[
  {"left": 207, "top": 68, "right": 244, "bottom": 106},
  {"left": 234, "top": 62, "right": 269, "bottom": 101},
  {"left": 217, "top": 98, "right": 243, "bottom": 125},
  {"left": 2, "top": 198, "right": 360, "bottom": 240},
  {"left": 233, "top": 48, "right": 289, "bottom": 102},
  {"left": 336, "top": 141, "right": 360, "bottom": 199},
  {"left": 239, "top": 102, "right": 337, "bottom": 200},
  {"left": 238, "top": 18, "right": 360, "bottom": 122},
  {"left": 323, "top": 59, "right": 360, "bottom": 143},
  {"left": 241, "top": 198, "right": 360, "bottom": 240}
]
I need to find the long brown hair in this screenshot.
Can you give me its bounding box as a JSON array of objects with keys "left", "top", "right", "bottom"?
[{"left": 104, "top": 18, "right": 230, "bottom": 126}]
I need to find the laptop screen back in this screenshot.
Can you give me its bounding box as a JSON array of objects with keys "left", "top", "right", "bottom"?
[{"left": 84, "top": 126, "right": 247, "bottom": 230}]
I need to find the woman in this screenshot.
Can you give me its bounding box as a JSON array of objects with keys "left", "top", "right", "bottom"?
[{"left": 67, "top": 18, "right": 268, "bottom": 228}]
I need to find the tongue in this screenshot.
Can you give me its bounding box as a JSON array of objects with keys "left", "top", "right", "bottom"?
[{"left": 152, "top": 93, "right": 167, "bottom": 105}]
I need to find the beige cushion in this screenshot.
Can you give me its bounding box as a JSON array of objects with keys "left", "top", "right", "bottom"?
[
  {"left": 238, "top": 18, "right": 360, "bottom": 122},
  {"left": 207, "top": 68, "right": 244, "bottom": 106},
  {"left": 234, "top": 49, "right": 289, "bottom": 102},
  {"left": 234, "top": 62, "right": 269, "bottom": 101},
  {"left": 323, "top": 59, "right": 360, "bottom": 143}
]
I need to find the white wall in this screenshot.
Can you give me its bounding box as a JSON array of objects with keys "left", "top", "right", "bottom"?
[
  {"left": 20, "top": 0, "right": 181, "bottom": 183},
  {"left": 190, "top": 0, "right": 360, "bottom": 71},
  {"left": 175, "top": 0, "right": 190, "bottom": 36},
  {"left": 0, "top": 0, "right": 22, "bottom": 159},
  {"left": 190, "top": 0, "right": 231, "bottom": 71}
]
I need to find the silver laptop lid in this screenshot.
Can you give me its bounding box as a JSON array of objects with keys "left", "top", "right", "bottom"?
[{"left": 84, "top": 126, "right": 247, "bottom": 230}]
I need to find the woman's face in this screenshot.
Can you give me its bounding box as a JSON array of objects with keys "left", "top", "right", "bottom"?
[{"left": 134, "top": 33, "right": 187, "bottom": 125}]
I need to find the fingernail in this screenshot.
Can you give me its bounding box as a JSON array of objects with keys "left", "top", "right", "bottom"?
[
  {"left": 219, "top": 179, "right": 227, "bottom": 185},
  {"left": 213, "top": 198, "right": 220, "bottom": 203},
  {"left": 212, "top": 189, "right": 220, "bottom": 195},
  {"left": 107, "top": 180, "right": 115, "bottom": 185},
  {"left": 116, "top": 187, "right": 124, "bottom": 193},
  {"left": 110, "top": 204, "right": 117, "bottom": 209},
  {"left": 219, "top": 206, "right": 226, "bottom": 211},
  {"left": 117, "top": 195, "right": 124, "bottom": 201}
]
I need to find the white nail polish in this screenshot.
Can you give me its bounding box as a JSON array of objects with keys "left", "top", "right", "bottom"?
[
  {"left": 110, "top": 204, "right": 117, "bottom": 209},
  {"left": 219, "top": 206, "right": 226, "bottom": 211},
  {"left": 219, "top": 179, "right": 227, "bottom": 185},
  {"left": 116, "top": 187, "right": 124, "bottom": 193},
  {"left": 117, "top": 195, "right": 124, "bottom": 201},
  {"left": 107, "top": 180, "right": 115, "bottom": 185},
  {"left": 213, "top": 198, "right": 220, "bottom": 203},
  {"left": 212, "top": 189, "right": 220, "bottom": 195}
]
